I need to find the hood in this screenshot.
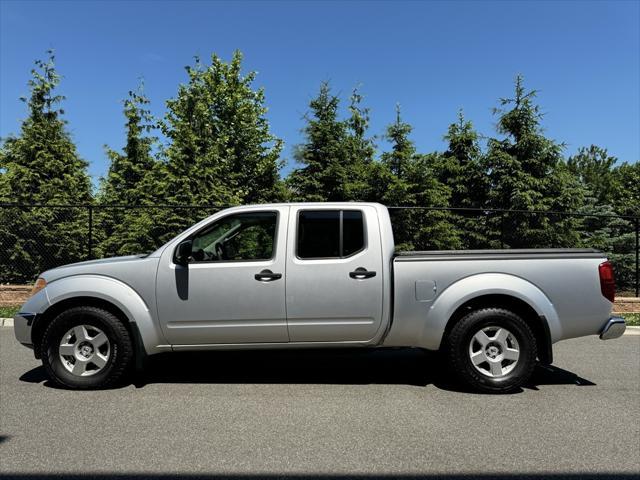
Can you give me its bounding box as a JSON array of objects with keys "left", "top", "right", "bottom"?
[
  {"left": 51, "top": 255, "right": 148, "bottom": 269},
  {"left": 41, "top": 254, "right": 157, "bottom": 283}
]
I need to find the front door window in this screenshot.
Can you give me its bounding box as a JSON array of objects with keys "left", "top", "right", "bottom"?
[{"left": 190, "top": 212, "right": 277, "bottom": 262}]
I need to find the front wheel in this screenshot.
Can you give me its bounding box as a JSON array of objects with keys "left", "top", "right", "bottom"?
[
  {"left": 445, "top": 308, "right": 537, "bottom": 393},
  {"left": 41, "top": 306, "right": 134, "bottom": 389}
]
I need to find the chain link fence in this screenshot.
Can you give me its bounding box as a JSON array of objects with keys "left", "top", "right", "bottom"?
[{"left": 1, "top": 204, "right": 638, "bottom": 296}]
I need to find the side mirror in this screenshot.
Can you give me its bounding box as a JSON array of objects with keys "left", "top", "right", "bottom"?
[{"left": 174, "top": 240, "right": 193, "bottom": 266}]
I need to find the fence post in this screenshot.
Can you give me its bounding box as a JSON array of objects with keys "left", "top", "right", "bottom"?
[
  {"left": 88, "top": 205, "right": 93, "bottom": 260},
  {"left": 500, "top": 211, "right": 505, "bottom": 249},
  {"left": 635, "top": 218, "right": 639, "bottom": 298}
]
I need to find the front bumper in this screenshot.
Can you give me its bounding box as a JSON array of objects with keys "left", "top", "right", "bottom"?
[
  {"left": 600, "top": 316, "right": 626, "bottom": 340},
  {"left": 13, "top": 312, "right": 37, "bottom": 348}
]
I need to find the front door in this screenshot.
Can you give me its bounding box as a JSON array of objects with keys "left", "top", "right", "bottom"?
[
  {"left": 156, "top": 207, "right": 289, "bottom": 345},
  {"left": 285, "top": 206, "right": 384, "bottom": 343}
]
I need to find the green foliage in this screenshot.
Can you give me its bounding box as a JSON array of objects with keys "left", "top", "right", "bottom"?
[
  {"left": 440, "top": 111, "right": 485, "bottom": 206},
  {"left": 568, "top": 145, "right": 620, "bottom": 206},
  {"left": 164, "top": 51, "right": 282, "bottom": 204},
  {"left": 343, "top": 86, "right": 378, "bottom": 201},
  {"left": 287, "top": 81, "right": 351, "bottom": 201},
  {"left": 622, "top": 313, "right": 640, "bottom": 326},
  {"left": 0, "top": 306, "right": 20, "bottom": 318},
  {"left": 0, "top": 52, "right": 637, "bottom": 292},
  {"left": 436, "top": 111, "right": 489, "bottom": 248},
  {"left": 156, "top": 51, "right": 283, "bottom": 240},
  {"left": 0, "top": 51, "right": 92, "bottom": 282},
  {"left": 567, "top": 145, "right": 637, "bottom": 287},
  {"left": 96, "top": 85, "right": 166, "bottom": 256},
  {"left": 483, "top": 75, "right": 585, "bottom": 248},
  {"left": 612, "top": 161, "right": 640, "bottom": 217},
  {"left": 379, "top": 106, "right": 460, "bottom": 250},
  {"left": 287, "top": 82, "right": 381, "bottom": 202},
  {"left": 578, "top": 203, "right": 636, "bottom": 290}
]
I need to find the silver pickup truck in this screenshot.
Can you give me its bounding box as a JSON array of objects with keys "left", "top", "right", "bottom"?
[{"left": 14, "top": 202, "right": 626, "bottom": 392}]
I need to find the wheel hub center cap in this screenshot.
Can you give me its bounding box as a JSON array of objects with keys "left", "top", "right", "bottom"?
[
  {"left": 486, "top": 344, "right": 501, "bottom": 359},
  {"left": 78, "top": 342, "right": 94, "bottom": 358}
]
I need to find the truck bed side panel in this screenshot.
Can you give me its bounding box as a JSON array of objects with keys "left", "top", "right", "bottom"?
[{"left": 384, "top": 253, "right": 610, "bottom": 350}]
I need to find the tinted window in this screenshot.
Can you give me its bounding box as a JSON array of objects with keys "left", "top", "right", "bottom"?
[
  {"left": 297, "top": 210, "right": 365, "bottom": 259},
  {"left": 342, "top": 210, "right": 364, "bottom": 256},
  {"left": 297, "top": 211, "right": 340, "bottom": 258},
  {"left": 190, "top": 212, "right": 277, "bottom": 262}
]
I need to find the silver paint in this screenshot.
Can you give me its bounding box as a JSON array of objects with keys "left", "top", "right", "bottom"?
[{"left": 13, "top": 203, "right": 620, "bottom": 359}]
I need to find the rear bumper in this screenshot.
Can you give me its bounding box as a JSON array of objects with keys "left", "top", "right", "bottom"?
[{"left": 599, "top": 316, "right": 626, "bottom": 340}]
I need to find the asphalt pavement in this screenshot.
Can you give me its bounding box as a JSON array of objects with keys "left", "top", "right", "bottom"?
[{"left": 0, "top": 327, "right": 638, "bottom": 480}]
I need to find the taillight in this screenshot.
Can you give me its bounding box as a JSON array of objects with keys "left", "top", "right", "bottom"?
[{"left": 598, "top": 261, "right": 615, "bottom": 303}]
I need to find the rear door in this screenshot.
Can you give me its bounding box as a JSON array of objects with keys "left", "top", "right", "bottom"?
[{"left": 285, "top": 206, "right": 384, "bottom": 342}]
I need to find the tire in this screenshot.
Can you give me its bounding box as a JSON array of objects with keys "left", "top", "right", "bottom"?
[
  {"left": 445, "top": 308, "right": 537, "bottom": 393},
  {"left": 41, "top": 306, "right": 134, "bottom": 389}
]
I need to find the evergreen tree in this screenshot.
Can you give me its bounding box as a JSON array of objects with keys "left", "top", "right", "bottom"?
[
  {"left": 483, "top": 75, "right": 584, "bottom": 248},
  {"left": 100, "top": 86, "right": 160, "bottom": 206},
  {"left": 567, "top": 148, "right": 638, "bottom": 292},
  {"left": 97, "top": 86, "right": 166, "bottom": 256},
  {"left": 287, "top": 81, "right": 350, "bottom": 201},
  {"left": 612, "top": 161, "right": 639, "bottom": 218},
  {"left": 158, "top": 51, "right": 283, "bottom": 238},
  {"left": 568, "top": 145, "right": 619, "bottom": 206},
  {"left": 379, "top": 106, "right": 460, "bottom": 250},
  {"left": 343, "top": 86, "right": 377, "bottom": 201},
  {"left": 436, "top": 111, "right": 488, "bottom": 247},
  {"left": 439, "top": 110, "right": 486, "bottom": 208},
  {"left": 578, "top": 202, "right": 636, "bottom": 292},
  {"left": 0, "top": 51, "right": 91, "bottom": 281}
]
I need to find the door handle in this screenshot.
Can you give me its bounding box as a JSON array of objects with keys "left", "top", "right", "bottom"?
[
  {"left": 254, "top": 269, "right": 282, "bottom": 281},
  {"left": 349, "top": 268, "right": 376, "bottom": 279}
]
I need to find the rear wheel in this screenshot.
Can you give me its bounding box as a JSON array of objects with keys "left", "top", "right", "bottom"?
[
  {"left": 41, "top": 306, "right": 133, "bottom": 389},
  {"left": 445, "top": 308, "right": 537, "bottom": 393}
]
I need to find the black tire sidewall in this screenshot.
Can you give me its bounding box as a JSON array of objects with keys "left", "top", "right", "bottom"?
[
  {"left": 42, "top": 307, "right": 129, "bottom": 389},
  {"left": 450, "top": 309, "right": 536, "bottom": 393}
]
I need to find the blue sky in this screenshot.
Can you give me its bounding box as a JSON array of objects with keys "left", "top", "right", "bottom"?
[{"left": 1, "top": 0, "right": 639, "bottom": 183}]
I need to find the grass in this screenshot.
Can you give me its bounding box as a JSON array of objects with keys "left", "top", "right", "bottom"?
[
  {"left": 0, "top": 305, "right": 19, "bottom": 318},
  {"left": 621, "top": 313, "right": 640, "bottom": 326}
]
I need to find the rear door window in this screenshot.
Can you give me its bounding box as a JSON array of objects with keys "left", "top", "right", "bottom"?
[{"left": 297, "top": 210, "right": 365, "bottom": 259}]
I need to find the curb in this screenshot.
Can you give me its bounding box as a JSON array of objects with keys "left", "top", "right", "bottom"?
[
  {"left": 1, "top": 318, "right": 14, "bottom": 327},
  {"left": 624, "top": 326, "right": 640, "bottom": 335}
]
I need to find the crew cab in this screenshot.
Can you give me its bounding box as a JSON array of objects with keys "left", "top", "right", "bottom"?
[{"left": 14, "top": 203, "right": 626, "bottom": 392}]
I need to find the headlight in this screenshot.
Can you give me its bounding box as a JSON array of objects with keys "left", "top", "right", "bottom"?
[{"left": 30, "top": 277, "right": 47, "bottom": 297}]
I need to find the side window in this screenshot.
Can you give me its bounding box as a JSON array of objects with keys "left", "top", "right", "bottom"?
[
  {"left": 190, "top": 212, "right": 277, "bottom": 262},
  {"left": 297, "top": 210, "right": 364, "bottom": 259},
  {"left": 297, "top": 211, "right": 340, "bottom": 258},
  {"left": 343, "top": 210, "right": 365, "bottom": 256}
]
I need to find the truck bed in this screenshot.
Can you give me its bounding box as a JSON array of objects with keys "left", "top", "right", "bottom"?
[{"left": 386, "top": 247, "right": 611, "bottom": 350}]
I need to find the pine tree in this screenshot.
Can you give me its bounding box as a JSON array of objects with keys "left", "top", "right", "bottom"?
[
  {"left": 483, "top": 75, "right": 584, "bottom": 248},
  {"left": 379, "top": 106, "right": 459, "bottom": 250},
  {"left": 97, "top": 85, "right": 166, "bottom": 256},
  {"left": 568, "top": 146, "right": 637, "bottom": 291},
  {"left": 578, "top": 202, "right": 636, "bottom": 292},
  {"left": 0, "top": 51, "right": 91, "bottom": 281},
  {"left": 567, "top": 145, "right": 619, "bottom": 206},
  {"left": 613, "top": 161, "right": 640, "bottom": 217},
  {"left": 436, "top": 111, "right": 489, "bottom": 247},
  {"left": 611, "top": 161, "right": 640, "bottom": 292},
  {"left": 100, "top": 86, "right": 160, "bottom": 205},
  {"left": 287, "top": 81, "right": 351, "bottom": 201},
  {"left": 439, "top": 110, "right": 486, "bottom": 208},
  {"left": 343, "top": 86, "right": 378, "bottom": 201},
  {"left": 158, "top": 51, "right": 283, "bottom": 239}
]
